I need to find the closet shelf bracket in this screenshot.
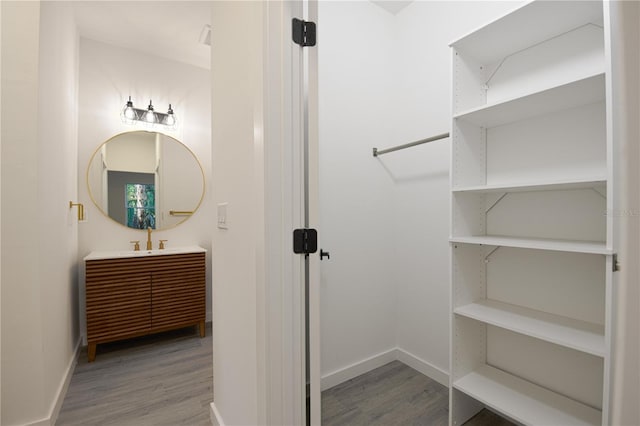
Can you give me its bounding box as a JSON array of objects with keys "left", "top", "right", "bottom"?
[
  {"left": 485, "top": 193, "right": 508, "bottom": 214},
  {"left": 591, "top": 186, "right": 607, "bottom": 199},
  {"left": 484, "top": 246, "right": 501, "bottom": 262}
]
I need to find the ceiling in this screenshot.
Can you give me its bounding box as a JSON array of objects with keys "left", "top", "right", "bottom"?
[
  {"left": 73, "top": 1, "right": 212, "bottom": 70},
  {"left": 371, "top": 0, "right": 414, "bottom": 15},
  {"left": 72, "top": 1, "right": 414, "bottom": 70}
]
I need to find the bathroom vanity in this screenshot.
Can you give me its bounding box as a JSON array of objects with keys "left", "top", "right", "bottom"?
[{"left": 84, "top": 246, "right": 206, "bottom": 362}]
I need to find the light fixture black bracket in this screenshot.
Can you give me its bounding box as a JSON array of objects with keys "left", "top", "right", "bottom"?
[{"left": 292, "top": 18, "right": 316, "bottom": 47}]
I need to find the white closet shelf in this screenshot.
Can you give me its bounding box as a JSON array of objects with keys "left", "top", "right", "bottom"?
[
  {"left": 450, "top": 1, "right": 603, "bottom": 65},
  {"left": 454, "top": 299, "right": 605, "bottom": 357},
  {"left": 453, "top": 73, "right": 604, "bottom": 128},
  {"left": 450, "top": 235, "right": 611, "bottom": 255},
  {"left": 454, "top": 365, "right": 602, "bottom": 426},
  {"left": 452, "top": 178, "right": 606, "bottom": 194}
]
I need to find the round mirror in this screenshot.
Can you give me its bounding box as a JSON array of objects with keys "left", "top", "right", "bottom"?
[{"left": 87, "top": 131, "right": 205, "bottom": 230}]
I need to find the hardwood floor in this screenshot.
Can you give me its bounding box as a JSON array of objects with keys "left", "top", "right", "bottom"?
[
  {"left": 57, "top": 325, "right": 212, "bottom": 426},
  {"left": 322, "top": 361, "right": 515, "bottom": 426},
  {"left": 322, "top": 361, "right": 449, "bottom": 425},
  {"left": 58, "top": 328, "right": 511, "bottom": 426}
]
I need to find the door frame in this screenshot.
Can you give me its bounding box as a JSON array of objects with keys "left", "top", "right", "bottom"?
[
  {"left": 261, "top": 0, "right": 320, "bottom": 424},
  {"left": 305, "top": 1, "right": 321, "bottom": 425},
  {"left": 260, "top": 1, "right": 320, "bottom": 424}
]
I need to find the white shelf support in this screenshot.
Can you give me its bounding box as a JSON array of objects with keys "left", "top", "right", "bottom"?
[{"left": 612, "top": 253, "right": 620, "bottom": 272}]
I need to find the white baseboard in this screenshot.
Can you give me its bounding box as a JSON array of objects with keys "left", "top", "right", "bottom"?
[
  {"left": 321, "top": 347, "right": 450, "bottom": 391},
  {"left": 395, "top": 347, "right": 449, "bottom": 387},
  {"left": 25, "top": 338, "right": 81, "bottom": 426},
  {"left": 25, "top": 418, "right": 50, "bottom": 426},
  {"left": 321, "top": 348, "right": 397, "bottom": 391},
  {"left": 210, "top": 402, "right": 225, "bottom": 426},
  {"left": 49, "top": 338, "right": 81, "bottom": 425}
]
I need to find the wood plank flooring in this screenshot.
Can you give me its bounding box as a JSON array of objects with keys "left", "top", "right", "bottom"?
[
  {"left": 57, "top": 325, "right": 212, "bottom": 426},
  {"left": 322, "top": 361, "right": 515, "bottom": 426},
  {"left": 58, "top": 326, "right": 512, "bottom": 426}
]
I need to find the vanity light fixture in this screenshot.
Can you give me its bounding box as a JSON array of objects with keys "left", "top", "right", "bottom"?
[{"left": 121, "top": 97, "right": 177, "bottom": 129}]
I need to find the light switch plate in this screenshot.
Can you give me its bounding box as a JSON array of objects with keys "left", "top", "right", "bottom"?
[{"left": 217, "top": 202, "right": 228, "bottom": 229}]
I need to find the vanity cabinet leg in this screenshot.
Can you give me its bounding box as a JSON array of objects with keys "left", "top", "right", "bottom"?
[
  {"left": 88, "top": 343, "right": 97, "bottom": 362},
  {"left": 199, "top": 320, "right": 206, "bottom": 338}
]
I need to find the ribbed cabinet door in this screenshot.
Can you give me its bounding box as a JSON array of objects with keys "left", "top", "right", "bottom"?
[
  {"left": 150, "top": 253, "right": 206, "bottom": 331},
  {"left": 86, "top": 265, "right": 152, "bottom": 343}
]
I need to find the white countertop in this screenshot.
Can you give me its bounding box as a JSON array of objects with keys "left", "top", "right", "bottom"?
[{"left": 84, "top": 245, "right": 206, "bottom": 261}]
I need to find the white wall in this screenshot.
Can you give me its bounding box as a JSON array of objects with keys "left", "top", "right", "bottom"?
[
  {"left": 318, "top": 0, "right": 399, "bottom": 381},
  {"left": 77, "top": 38, "right": 213, "bottom": 341},
  {"left": 159, "top": 134, "right": 205, "bottom": 229},
  {"left": 104, "top": 132, "right": 156, "bottom": 173},
  {"left": 1, "top": 2, "right": 80, "bottom": 424},
  {"left": 1, "top": 3, "right": 44, "bottom": 424},
  {"left": 210, "top": 1, "right": 312, "bottom": 423},
  {"left": 318, "top": 1, "right": 522, "bottom": 384},
  {"left": 391, "top": 0, "right": 521, "bottom": 377},
  {"left": 210, "top": 2, "right": 264, "bottom": 425}
]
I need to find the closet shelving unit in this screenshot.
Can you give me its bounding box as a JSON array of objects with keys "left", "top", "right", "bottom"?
[{"left": 449, "top": 1, "right": 614, "bottom": 425}]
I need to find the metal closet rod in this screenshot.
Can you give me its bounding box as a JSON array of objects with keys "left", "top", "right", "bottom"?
[{"left": 372, "top": 132, "right": 450, "bottom": 157}]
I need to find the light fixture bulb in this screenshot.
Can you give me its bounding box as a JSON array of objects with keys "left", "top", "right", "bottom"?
[
  {"left": 122, "top": 96, "right": 137, "bottom": 123},
  {"left": 165, "top": 104, "right": 176, "bottom": 127},
  {"left": 144, "top": 100, "right": 156, "bottom": 123}
]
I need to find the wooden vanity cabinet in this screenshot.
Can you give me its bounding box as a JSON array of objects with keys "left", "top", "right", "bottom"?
[{"left": 85, "top": 251, "right": 206, "bottom": 362}]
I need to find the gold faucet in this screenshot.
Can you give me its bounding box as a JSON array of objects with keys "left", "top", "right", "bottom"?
[{"left": 147, "top": 227, "right": 153, "bottom": 250}]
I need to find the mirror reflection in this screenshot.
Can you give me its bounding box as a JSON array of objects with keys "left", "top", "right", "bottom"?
[{"left": 87, "top": 131, "right": 204, "bottom": 230}]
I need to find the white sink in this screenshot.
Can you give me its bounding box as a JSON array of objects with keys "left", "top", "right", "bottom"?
[{"left": 84, "top": 245, "right": 206, "bottom": 261}]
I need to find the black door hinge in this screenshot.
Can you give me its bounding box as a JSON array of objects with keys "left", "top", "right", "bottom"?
[
  {"left": 293, "top": 228, "right": 318, "bottom": 254},
  {"left": 292, "top": 18, "right": 316, "bottom": 47}
]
